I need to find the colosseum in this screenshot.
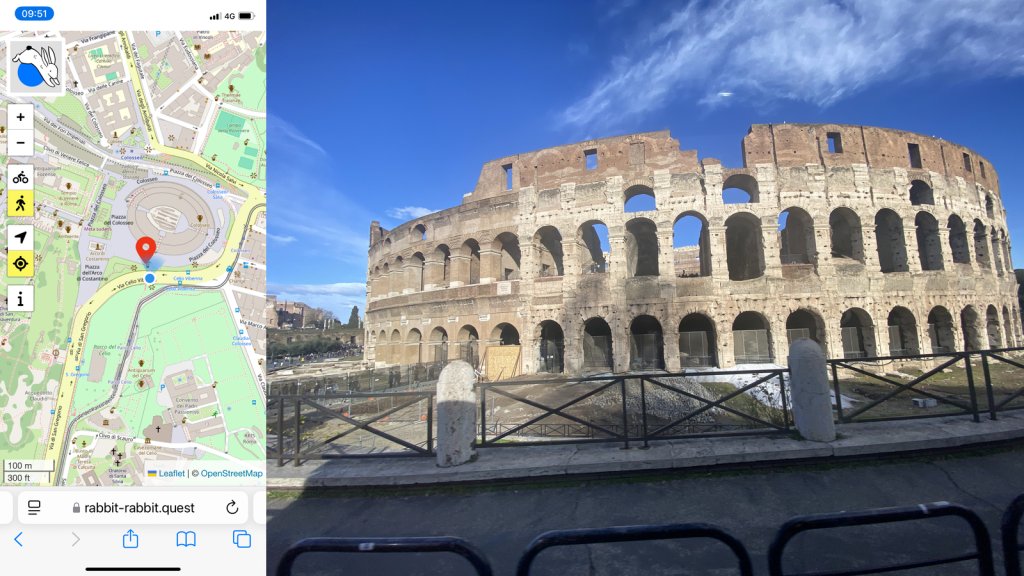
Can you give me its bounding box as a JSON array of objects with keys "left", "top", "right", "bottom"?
[{"left": 364, "top": 123, "right": 1020, "bottom": 377}]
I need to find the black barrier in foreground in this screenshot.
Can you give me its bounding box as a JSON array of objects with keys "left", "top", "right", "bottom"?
[
  {"left": 275, "top": 536, "right": 493, "bottom": 576},
  {"left": 768, "top": 501, "right": 995, "bottom": 576},
  {"left": 516, "top": 523, "right": 753, "bottom": 576},
  {"left": 1004, "top": 493, "right": 1024, "bottom": 576}
]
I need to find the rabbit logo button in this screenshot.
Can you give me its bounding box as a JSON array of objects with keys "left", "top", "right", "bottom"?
[{"left": 12, "top": 45, "right": 59, "bottom": 87}]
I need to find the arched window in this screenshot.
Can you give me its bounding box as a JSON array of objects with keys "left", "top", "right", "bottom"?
[
  {"left": 491, "top": 323, "right": 520, "bottom": 346},
  {"left": 495, "top": 232, "right": 521, "bottom": 280},
  {"left": 405, "top": 328, "right": 423, "bottom": 365},
  {"left": 435, "top": 244, "right": 452, "bottom": 287},
  {"left": 624, "top": 218, "right": 659, "bottom": 277},
  {"left": 629, "top": 315, "right": 664, "bottom": 370},
  {"left": 410, "top": 253, "right": 425, "bottom": 291},
  {"left": 725, "top": 213, "right": 764, "bottom": 280},
  {"left": 673, "top": 212, "right": 711, "bottom": 277},
  {"left": 429, "top": 327, "right": 449, "bottom": 363},
  {"left": 960, "top": 306, "right": 982, "bottom": 351},
  {"left": 624, "top": 184, "right": 656, "bottom": 212},
  {"left": 992, "top": 233, "right": 1004, "bottom": 275},
  {"left": 786, "top": 309, "right": 825, "bottom": 352},
  {"left": 679, "top": 313, "right": 716, "bottom": 367},
  {"left": 583, "top": 317, "right": 613, "bottom": 370},
  {"left": 538, "top": 320, "right": 565, "bottom": 373},
  {"left": 915, "top": 212, "right": 943, "bottom": 271},
  {"left": 722, "top": 173, "right": 759, "bottom": 204},
  {"left": 909, "top": 180, "right": 934, "bottom": 205},
  {"left": 413, "top": 223, "right": 427, "bottom": 241},
  {"left": 381, "top": 263, "right": 391, "bottom": 294},
  {"left": 875, "top": 209, "right": 908, "bottom": 273},
  {"left": 840, "top": 308, "right": 875, "bottom": 358},
  {"left": 534, "top": 226, "right": 564, "bottom": 277},
  {"left": 461, "top": 239, "right": 481, "bottom": 284},
  {"left": 458, "top": 325, "right": 480, "bottom": 366},
  {"left": 733, "top": 311, "right": 773, "bottom": 364},
  {"left": 986, "top": 305, "right": 1002, "bottom": 349},
  {"left": 947, "top": 215, "right": 970, "bottom": 264},
  {"left": 887, "top": 307, "right": 919, "bottom": 356},
  {"left": 1004, "top": 306, "right": 1015, "bottom": 348},
  {"left": 973, "top": 220, "right": 990, "bottom": 268},
  {"left": 927, "top": 307, "right": 955, "bottom": 354},
  {"left": 779, "top": 207, "right": 816, "bottom": 266},
  {"left": 829, "top": 208, "right": 864, "bottom": 262},
  {"left": 577, "top": 221, "right": 609, "bottom": 274}
]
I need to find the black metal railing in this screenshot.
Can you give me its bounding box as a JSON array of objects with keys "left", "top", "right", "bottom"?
[
  {"left": 275, "top": 537, "right": 493, "bottom": 576},
  {"left": 269, "top": 391, "right": 434, "bottom": 466},
  {"left": 477, "top": 367, "right": 791, "bottom": 449},
  {"left": 1004, "top": 493, "right": 1024, "bottom": 576},
  {"left": 768, "top": 502, "right": 995, "bottom": 576},
  {"left": 516, "top": 523, "right": 753, "bottom": 576},
  {"left": 829, "top": 346, "right": 1024, "bottom": 424}
]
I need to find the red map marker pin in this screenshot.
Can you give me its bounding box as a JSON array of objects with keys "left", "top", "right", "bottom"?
[{"left": 136, "top": 236, "right": 156, "bottom": 264}]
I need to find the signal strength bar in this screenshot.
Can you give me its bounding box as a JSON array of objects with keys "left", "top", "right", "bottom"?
[{"left": 209, "top": 13, "right": 221, "bottom": 20}]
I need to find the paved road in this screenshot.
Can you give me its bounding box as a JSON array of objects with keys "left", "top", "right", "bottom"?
[{"left": 268, "top": 442, "right": 1024, "bottom": 575}]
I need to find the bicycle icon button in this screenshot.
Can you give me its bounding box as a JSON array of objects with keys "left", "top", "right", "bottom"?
[{"left": 12, "top": 171, "right": 29, "bottom": 185}]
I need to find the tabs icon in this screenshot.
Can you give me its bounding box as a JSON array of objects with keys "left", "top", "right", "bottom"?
[
  {"left": 7, "top": 189, "right": 33, "bottom": 217},
  {"left": 7, "top": 250, "right": 34, "bottom": 277}
]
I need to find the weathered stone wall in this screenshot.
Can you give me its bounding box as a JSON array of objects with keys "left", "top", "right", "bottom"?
[{"left": 363, "top": 125, "right": 1020, "bottom": 375}]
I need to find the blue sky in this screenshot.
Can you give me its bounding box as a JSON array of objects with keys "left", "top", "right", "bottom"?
[{"left": 268, "top": 0, "right": 1024, "bottom": 318}]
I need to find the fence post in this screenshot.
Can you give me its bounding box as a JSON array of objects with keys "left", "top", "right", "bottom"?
[
  {"left": 436, "top": 360, "right": 477, "bottom": 467},
  {"left": 788, "top": 339, "right": 836, "bottom": 442}
]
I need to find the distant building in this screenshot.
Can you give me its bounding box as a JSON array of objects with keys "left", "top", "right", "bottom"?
[{"left": 266, "top": 296, "right": 310, "bottom": 329}]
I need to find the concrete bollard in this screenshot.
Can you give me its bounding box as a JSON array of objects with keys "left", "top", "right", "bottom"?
[
  {"left": 436, "top": 360, "right": 477, "bottom": 467},
  {"left": 788, "top": 339, "right": 836, "bottom": 442}
]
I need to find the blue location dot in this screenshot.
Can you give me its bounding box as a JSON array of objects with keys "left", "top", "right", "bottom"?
[{"left": 144, "top": 273, "right": 155, "bottom": 284}]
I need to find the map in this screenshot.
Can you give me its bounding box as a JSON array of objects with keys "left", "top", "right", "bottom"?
[{"left": 0, "top": 30, "right": 267, "bottom": 486}]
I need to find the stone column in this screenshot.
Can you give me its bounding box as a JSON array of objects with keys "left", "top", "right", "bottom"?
[
  {"left": 788, "top": 340, "right": 836, "bottom": 442},
  {"left": 612, "top": 324, "right": 630, "bottom": 373},
  {"left": 657, "top": 227, "right": 674, "bottom": 279},
  {"left": 664, "top": 328, "right": 681, "bottom": 372},
  {"left": 607, "top": 226, "right": 627, "bottom": 282},
  {"left": 903, "top": 226, "right": 921, "bottom": 272},
  {"left": 761, "top": 216, "right": 781, "bottom": 278},
  {"left": 423, "top": 256, "right": 444, "bottom": 290},
  {"left": 449, "top": 254, "right": 470, "bottom": 287},
  {"left": 436, "top": 361, "right": 477, "bottom": 467},
  {"left": 936, "top": 228, "right": 953, "bottom": 270},
  {"left": 861, "top": 225, "right": 881, "bottom": 272},
  {"left": 479, "top": 247, "right": 500, "bottom": 284},
  {"left": 709, "top": 225, "right": 729, "bottom": 282},
  {"left": 813, "top": 225, "right": 834, "bottom": 277}
]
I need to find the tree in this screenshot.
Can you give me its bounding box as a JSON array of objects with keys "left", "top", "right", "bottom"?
[{"left": 347, "top": 306, "right": 360, "bottom": 328}]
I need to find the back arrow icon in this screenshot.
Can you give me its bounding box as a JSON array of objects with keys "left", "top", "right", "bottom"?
[{"left": 14, "top": 531, "right": 23, "bottom": 547}]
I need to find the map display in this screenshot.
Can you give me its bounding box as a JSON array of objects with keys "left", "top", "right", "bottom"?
[{"left": 0, "top": 30, "right": 267, "bottom": 486}]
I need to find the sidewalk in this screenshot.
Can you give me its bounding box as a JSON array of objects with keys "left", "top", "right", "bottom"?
[{"left": 268, "top": 411, "right": 1024, "bottom": 489}]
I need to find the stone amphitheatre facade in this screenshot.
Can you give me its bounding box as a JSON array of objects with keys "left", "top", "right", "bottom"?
[{"left": 364, "top": 123, "right": 1020, "bottom": 377}]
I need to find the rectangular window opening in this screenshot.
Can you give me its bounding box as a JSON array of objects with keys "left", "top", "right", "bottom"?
[
  {"left": 826, "top": 132, "right": 843, "bottom": 154},
  {"left": 908, "top": 143, "right": 922, "bottom": 169},
  {"left": 503, "top": 163, "right": 513, "bottom": 190},
  {"left": 585, "top": 148, "right": 598, "bottom": 170},
  {"left": 980, "top": 161, "right": 986, "bottom": 179},
  {"left": 962, "top": 152, "right": 972, "bottom": 173}
]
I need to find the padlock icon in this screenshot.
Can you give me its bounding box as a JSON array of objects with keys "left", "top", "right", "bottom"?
[{"left": 73, "top": 502, "right": 81, "bottom": 513}]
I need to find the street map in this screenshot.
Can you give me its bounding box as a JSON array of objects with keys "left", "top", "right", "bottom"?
[{"left": 0, "top": 30, "right": 267, "bottom": 486}]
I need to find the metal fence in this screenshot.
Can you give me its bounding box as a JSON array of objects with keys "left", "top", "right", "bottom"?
[
  {"left": 276, "top": 537, "right": 493, "bottom": 576},
  {"left": 829, "top": 346, "right": 1024, "bottom": 424},
  {"left": 477, "top": 367, "right": 791, "bottom": 449}
]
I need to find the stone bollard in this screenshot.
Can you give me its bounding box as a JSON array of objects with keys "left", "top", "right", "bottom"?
[
  {"left": 788, "top": 339, "right": 836, "bottom": 442},
  {"left": 436, "top": 360, "right": 477, "bottom": 467}
]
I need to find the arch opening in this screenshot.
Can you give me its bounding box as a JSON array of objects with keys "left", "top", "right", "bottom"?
[
  {"left": 779, "top": 207, "right": 817, "bottom": 267},
  {"left": 840, "top": 308, "right": 876, "bottom": 358},
  {"left": 413, "top": 223, "right": 427, "bottom": 241},
  {"left": 679, "top": 313, "right": 717, "bottom": 367},
  {"left": 495, "top": 232, "right": 521, "bottom": 280},
  {"left": 960, "top": 306, "right": 982, "bottom": 351},
  {"left": 538, "top": 320, "right": 565, "bottom": 374},
  {"left": 429, "top": 327, "right": 449, "bottom": 364},
  {"left": 725, "top": 213, "right": 764, "bottom": 281},
  {"left": 915, "top": 212, "right": 943, "bottom": 271},
  {"left": 458, "top": 325, "right": 480, "bottom": 366},
  {"left": 673, "top": 213, "right": 711, "bottom": 277},
  {"left": 491, "top": 323, "right": 521, "bottom": 346},
  {"left": 625, "top": 218, "right": 660, "bottom": 277},
  {"left": 582, "top": 317, "right": 613, "bottom": 370},
  {"left": 578, "top": 221, "right": 610, "bottom": 274},
  {"left": 909, "top": 180, "right": 934, "bottom": 206},
  {"left": 461, "top": 239, "right": 481, "bottom": 285},
  {"left": 732, "top": 311, "right": 773, "bottom": 364},
  {"left": 624, "top": 184, "right": 656, "bottom": 212},
  {"left": 986, "top": 305, "right": 1002, "bottom": 349},
  {"left": 786, "top": 309, "right": 825, "bottom": 354},
  {"left": 926, "top": 307, "right": 955, "bottom": 354},
  {"left": 829, "top": 208, "right": 865, "bottom": 262},
  {"left": 974, "top": 220, "right": 991, "bottom": 269},
  {"left": 629, "top": 315, "right": 664, "bottom": 370},
  {"left": 875, "top": 209, "right": 909, "bottom": 273},
  {"left": 887, "top": 307, "right": 919, "bottom": 356},
  {"left": 722, "top": 174, "right": 759, "bottom": 204},
  {"left": 948, "top": 215, "right": 970, "bottom": 264},
  {"left": 534, "top": 226, "right": 564, "bottom": 277}
]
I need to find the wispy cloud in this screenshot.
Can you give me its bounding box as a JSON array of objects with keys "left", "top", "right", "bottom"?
[
  {"left": 270, "top": 114, "right": 327, "bottom": 156},
  {"left": 268, "top": 233, "right": 296, "bottom": 244},
  {"left": 269, "top": 282, "right": 367, "bottom": 318},
  {"left": 387, "top": 206, "right": 436, "bottom": 220},
  {"left": 562, "top": 0, "right": 1024, "bottom": 129}
]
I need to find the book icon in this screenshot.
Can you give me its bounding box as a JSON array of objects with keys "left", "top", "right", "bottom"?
[{"left": 175, "top": 530, "right": 197, "bottom": 547}]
